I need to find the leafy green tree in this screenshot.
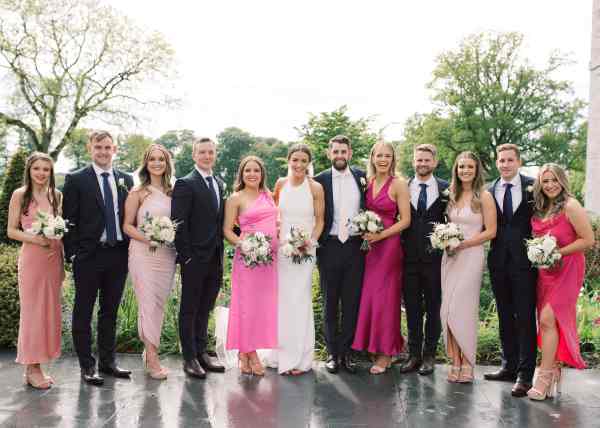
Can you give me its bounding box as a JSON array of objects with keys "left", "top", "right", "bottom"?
[
  {"left": 253, "top": 137, "right": 289, "bottom": 190},
  {"left": 154, "top": 129, "right": 195, "bottom": 154},
  {"left": 62, "top": 128, "right": 91, "bottom": 171},
  {"left": 0, "top": 149, "right": 28, "bottom": 244},
  {"left": 117, "top": 134, "right": 153, "bottom": 172},
  {"left": 0, "top": 0, "right": 175, "bottom": 159},
  {"left": 174, "top": 143, "right": 194, "bottom": 178},
  {"left": 296, "top": 105, "right": 378, "bottom": 173},
  {"left": 426, "top": 31, "right": 585, "bottom": 176},
  {"left": 215, "top": 128, "right": 256, "bottom": 189}
]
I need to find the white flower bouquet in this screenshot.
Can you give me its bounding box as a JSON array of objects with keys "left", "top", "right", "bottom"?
[
  {"left": 526, "top": 234, "right": 562, "bottom": 269},
  {"left": 27, "top": 210, "right": 68, "bottom": 239},
  {"left": 139, "top": 212, "right": 178, "bottom": 253},
  {"left": 238, "top": 231, "right": 273, "bottom": 268},
  {"left": 280, "top": 225, "right": 318, "bottom": 264},
  {"left": 348, "top": 210, "right": 384, "bottom": 251},
  {"left": 429, "top": 222, "right": 464, "bottom": 256}
]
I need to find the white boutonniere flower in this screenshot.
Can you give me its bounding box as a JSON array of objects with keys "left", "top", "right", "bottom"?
[
  {"left": 442, "top": 188, "right": 450, "bottom": 197},
  {"left": 526, "top": 185, "right": 534, "bottom": 193},
  {"left": 359, "top": 176, "right": 367, "bottom": 191},
  {"left": 117, "top": 177, "right": 128, "bottom": 193}
]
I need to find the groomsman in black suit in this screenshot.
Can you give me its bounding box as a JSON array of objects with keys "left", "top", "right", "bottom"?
[
  {"left": 400, "top": 144, "right": 449, "bottom": 375},
  {"left": 315, "top": 135, "right": 366, "bottom": 374},
  {"left": 484, "top": 144, "right": 537, "bottom": 397},
  {"left": 171, "top": 137, "right": 225, "bottom": 379},
  {"left": 63, "top": 130, "right": 134, "bottom": 385}
]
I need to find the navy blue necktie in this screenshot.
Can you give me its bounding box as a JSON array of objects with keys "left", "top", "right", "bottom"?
[
  {"left": 417, "top": 183, "right": 428, "bottom": 214},
  {"left": 503, "top": 183, "right": 514, "bottom": 223},
  {"left": 205, "top": 176, "right": 218, "bottom": 208},
  {"left": 101, "top": 172, "right": 118, "bottom": 245}
]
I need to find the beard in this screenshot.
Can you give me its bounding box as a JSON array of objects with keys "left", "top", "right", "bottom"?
[
  {"left": 331, "top": 158, "right": 348, "bottom": 171},
  {"left": 415, "top": 166, "right": 433, "bottom": 178}
]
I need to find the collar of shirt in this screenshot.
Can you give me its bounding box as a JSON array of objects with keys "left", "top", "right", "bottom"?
[
  {"left": 195, "top": 165, "right": 214, "bottom": 180},
  {"left": 92, "top": 163, "right": 114, "bottom": 178},
  {"left": 331, "top": 166, "right": 351, "bottom": 178},
  {"left": 500, "top": 174, "right": 521, "bottom": 189},
  {"left": 413, "top": 175, "right": 436, "bottom": 188}
]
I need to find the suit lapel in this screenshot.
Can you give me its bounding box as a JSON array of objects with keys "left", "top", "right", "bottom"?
[
  {"left": 113, "top": 169, "right": 127, "bottom": 216},
  {"left": 349, "top": 167, "right": 365, "bottom": 207},
  {"left": 87, "top": 166, "right": 105, "bottom": 212},
  {"left": 192, "top": 169, "right": 218, "bottom": 213},
  {"left": 325, "top": 170, "right": 334, "bottom": 215},
  {"left": 513, "top": 174, "right": 531, "bottom": 217}
]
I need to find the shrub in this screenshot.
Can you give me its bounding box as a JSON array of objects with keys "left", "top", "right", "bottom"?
[
  {"left": 0, "top": 245, "right": 20, "bottom": 347},
  {"left": 584, "top": 214, "right": 600, "bottom": 292},
  {"left": 0, "top": 148, "right": 27, "bottom": 244}
]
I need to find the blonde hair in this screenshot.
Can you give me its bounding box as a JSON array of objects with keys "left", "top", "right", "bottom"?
[
  {"left": 533, "top": 163, "right": 572, "bottom": 218},
  {"left": 448, "top": 151, "right": 485, "bottom": 213},
  {"left": 414, "top": 144, "right": 437, "bottom": 159},
  {"left": 367, "top": 141, "right": 397, "bottom": 179},
  {"left": 496, "top": 143, "right": 521, "bottom": 160},
  {"left": 137, "top": 144, "right": 174, "bottom": 196}
]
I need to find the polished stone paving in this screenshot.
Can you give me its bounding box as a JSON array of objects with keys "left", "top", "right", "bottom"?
[{"left": 1, "top": 351, "right": 600, "bottom": 427}]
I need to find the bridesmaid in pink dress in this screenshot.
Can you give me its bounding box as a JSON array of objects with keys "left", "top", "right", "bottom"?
[
  {"left": 7, "top": 152, "right": 64, "bottom": 389},
  {"left": 527, "top": 164, "right": 595, "bottom": 401},
  {"left": 124, "top": 144, "right": 176, "bottom": 380},
  {"left": 224, "top": 156, "right": 278, "bottom": 375},
  {"left": 351, "top": 141, "right": 411, "bottom": 374}
]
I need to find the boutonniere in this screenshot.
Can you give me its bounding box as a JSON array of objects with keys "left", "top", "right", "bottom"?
[
  {"left": 440, "top": 188, "right": 450, "bottom": 203},
  {"left": 117, "top": 177, "right": 128, "bottom": 193},
  {"left": 359, "top": 177, "right": 367, "bottom": 192},
  {"left": 526, "top": 185, "right": 534, "bottom": 193}
]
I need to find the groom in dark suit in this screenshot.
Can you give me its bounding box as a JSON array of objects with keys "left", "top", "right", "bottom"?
[
  {"left": 400, "top": 144, "right": 449, "bottom": 376},
  {"left": 63, "top": 130, "right": 134, "bottom": 385},
  {"left": 484, "top": 144, "right": 537, "bottom": 397},
  {"left": 315, "top": 135, "right": 366, "bottom": 374},
  {"left": 171, "top": 137, "right": 225, "bottom": 379}
]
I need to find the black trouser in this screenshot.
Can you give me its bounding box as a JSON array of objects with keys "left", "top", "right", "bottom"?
[
  {"left": 403, "top": 261, "right": 442, "bottom": 358},
  {"left": 317, "top": 237, "right": 365, "bottom": 358},
  {"left": 179, "top": 252, "right": 222, "bottom": 362},
  {"left": 72, "top": 246, "right": 128, "bottom": 370},
  {"left": 490, "top": 265, "right": 537, "bottom": 382}
]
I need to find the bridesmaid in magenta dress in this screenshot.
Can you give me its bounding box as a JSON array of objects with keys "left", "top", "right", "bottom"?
[
  {"left": 527, "top": 164, "right": 595, "bottom": 401},
  {"left": 351, "top": 141, "right": 411, "bottom": 374},
  {"left": 224, "top": 156, "right": 278, "bottom": 375},
  {"left": 7, "top": 152, "right": 64, "bottom": 389},
  {"left": 124, "top": 144, "right": 176, "bottom": 380}
]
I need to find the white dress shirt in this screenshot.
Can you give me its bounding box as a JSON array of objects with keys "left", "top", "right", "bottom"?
[
  {"left": 410, "top": 175, "right": 439, "bottom": 210},
  {"left": 92, "top": 163, "right": 123, "bottom": 242},
  {"left": 329, "top": 167, "right": 361, "bottom": 236},
  {"left": 494, "top": 174, "right": 522, "bottom": 213},
  {"left": 195, "top": 165, "right": 220, "bottom": 208}
]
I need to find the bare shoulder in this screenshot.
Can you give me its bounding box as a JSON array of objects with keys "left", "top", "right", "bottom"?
[
  {"left": 392, "top": 176, "right": 408, "bottom": 189},
  {"left": 565, "top": 197, "right": 584, "bottom": 215},
  {"left": 481, "top": 190, "right": 495, "bottom": 205},
  {"left": 227, "top": 191, "right": 243, "bottom": 205},
  {"left": 308, "top": 178, "right": 324, "bottom": 194}
]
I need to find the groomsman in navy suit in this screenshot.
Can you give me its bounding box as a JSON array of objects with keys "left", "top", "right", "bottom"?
[
  {"left": 315, "top": 135, "right": 366, "bottom": 374},
  {"left": 63, "top": 130, "right": 134, "bottom": 385},
  {"left": 400, "top": 144, "right": 449, "bottom": 375},
  {"left": 484, "top": 144, "right": 537, "bottom": 398}
]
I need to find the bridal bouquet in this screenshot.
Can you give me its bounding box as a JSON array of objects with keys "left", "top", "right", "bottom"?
[
  {"left": 429, "top": 222, "right": 464, "bottom": 256},
  {"left": 238, "top": 232, "right": 273, "bottom": 268},
  {"left": 139, "top": 212, "right": 178, "bottom": 253},
  {"left": 280, "top": 225, "right": 318, "bottom": 264},
  {"left": 348, "top": 210, "right": 384, "bottom": 251},
  {"left": 27, "top": 211, "right": 68, "bottom": 239},
  {"left": 526, "top": 234, "right": 562, "bottom": 269}
]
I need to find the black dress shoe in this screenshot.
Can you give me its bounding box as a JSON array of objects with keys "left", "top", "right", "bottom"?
[
  {"left": 98, "top": 363, "right": 132, "bottom": 378},
  {"left": 198, "top": 353, "right": 225, "bottom": 373},
  {"left": 418, "top": 355, "right": 435, "bottom": 376},
  {"left": 399, "top": 356, "right": 422, "bottom": 374},
  {"left": 183, "top": 359, "right": 206, "bottom": 379},
  {"left": 340, "top": 355, "right": 357, "bottom": 374},
  {"left": 325, "top": 355, "right": 339, "bottom": 374},
  {"left": 81, "top": 367, "right": 104, "bottom": 386},
  {"left": 483, "top": 368, "right": 517, "bottom": 382},
  {"left": 511, "top": 379, "right": 532, "bottom": 397}
]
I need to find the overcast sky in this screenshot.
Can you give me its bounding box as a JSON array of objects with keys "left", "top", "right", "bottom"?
[{"left": 105, "top": 0, "right": 592, "bottom": 144}]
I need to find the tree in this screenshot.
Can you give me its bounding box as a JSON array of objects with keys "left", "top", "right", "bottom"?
[
  {"left": 215, "top": 127, "right": 256, "bottom": 189},
  {"left": 154, "top": 129, "right": 195, "bottom": 154},
  {"left": 296, "top": 105, "right": 378, "bottom": 173},
  {"left": 62, "top": 128, "right": 91, "bottom": 171},
  {"left": 587, "top": 0, "right": 600, "bottom": 214},
  {"left": 427, "top": 31, "right": 585, "bottom": 176},
  {"left": 0, "top": 121, "right": 9, "bottom": 177},
  {"left": 0, "top": 0, "right": 175, "bottom": 159},
  {"left": 116, "top": 134, "right": 153, "bottom": 172},
  {"left": 253, "top": 137, "right": 289, "bottom": 189},
  {"left": 174, "top": 143, "right": 194, "bottom": 178},
  {"left": 0, "top": 148, "right": 27, "bottom": 244}
]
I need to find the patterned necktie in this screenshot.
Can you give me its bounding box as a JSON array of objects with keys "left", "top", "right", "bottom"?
[
  {"left": 101, "top": 172, "right": 118, "bottom": 245},
  {"left": 417, "top": 183, "right": 428, "bottom": 214},
  {"left": 503, "top": 183, "right": 514, "bottom": 223},
  {"left": 205, "top": 176, "right": 218, "bottom": 209}
]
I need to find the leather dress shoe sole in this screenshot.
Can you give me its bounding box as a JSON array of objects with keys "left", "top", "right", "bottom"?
[{"left": 98, "top": 366, "right": 131, "bottom": 378}]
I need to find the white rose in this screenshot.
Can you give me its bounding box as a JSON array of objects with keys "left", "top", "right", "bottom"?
[
  {"left": 43, "top": 226, "right": 54, "bottom": 238},
  {"left": 29, "top": 220, "right": 42, "bottom": 235},
  {"left": 281, "top": 243, "right": 294, "bottom": 257},
  {"left": 159, "top": 228, "right": 174, "bottom": 243},
  {"left": 541, "top": 236, "right": 556, "bottom": 256},
  {"left": 430, "top": 235, "right": 441, "bottom": 249},
  {"left": 159, "top": 217, "right": 172, "bottom": 227},
  {"left": 367, "top": 221, "right": 378, "bottom": 233},
  {"left": 448, "top": 237, "right": 461, "bottom": 249},
  {"left": 240, "top": 240, "right": 253, "bottom": 254},
  {"left": 527, "top": 247, "right": 538, "bottom": 262}
]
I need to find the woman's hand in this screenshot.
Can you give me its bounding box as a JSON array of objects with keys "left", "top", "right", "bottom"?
[
  {"left": 363, "top": 232, "right": 383, "bottom": 244},
  {"left": 32, "top": 235, "right": 51, "bottom": 248}
]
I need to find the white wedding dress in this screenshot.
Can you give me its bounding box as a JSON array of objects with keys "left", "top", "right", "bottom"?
[{"left": 266, "top": 178, "right": 316, "bottom": 373}]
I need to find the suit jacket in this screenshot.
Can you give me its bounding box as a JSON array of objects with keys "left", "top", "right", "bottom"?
[
  {"left": 314, "top": 166, "right": 367, "bottom": 246},
  {"left": 487, "top": 174, "right": 535, "bottom": 270},
  {"left": 401, "top": 177, "right": 450, "bottom": 264},
  {"left": 63, "top": 165, "right": 133, "bottom": 262},
  {"left": 171, "top": 168, "right": 225, "bottom": 265}
]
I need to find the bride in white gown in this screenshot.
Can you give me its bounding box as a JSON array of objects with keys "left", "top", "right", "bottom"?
[{"left": 269, "top": 144, "right": 324, "bottom": 375}]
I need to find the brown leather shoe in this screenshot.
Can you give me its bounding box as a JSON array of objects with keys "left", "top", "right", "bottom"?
[
  {"left": 183, "top": 359, "right": 206, "bottom": 379},
  {"left": 399, "top": 356, "right": 422, "bottom": 374},
  {"left": 511, "top": 380, "right": 532, "bottom": 397}
]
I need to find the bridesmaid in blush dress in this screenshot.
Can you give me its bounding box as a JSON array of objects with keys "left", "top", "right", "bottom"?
[
  {"left": 224, "top": 156, "right": 278, "bottom": 376},
  {"left": 124, "top": 144, "right": 176, "bottom": 380},
  {"left": 351, "top": 141, "right": 411, "bottom": 374},
  {"left": 440, "top": 152, "right": 496, "bottom": 383},
  {"left": 527, "top": 164, "right": 595, "bottom": 401},
  {"left": 7, "top": 152, "right": 65, "bottom": 389}
]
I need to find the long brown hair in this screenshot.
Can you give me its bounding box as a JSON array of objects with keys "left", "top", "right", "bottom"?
[
  {"left": 21, "top": 152, "right": 60, "bottom": 216},
  {"left": 533, "top": 163, "right": 572, "bottom": 218},
  {"left": 449, "top": 151, "right": 485, "bottom": 213},
  {"left": 367, "top": 140, "right": 397, "bottom": 179},
  {"left": 137, "top": 144, "right": 174, "bottom": 196},
  {"left": 234, "top": 155, "right": 268, "bottom": 192}
]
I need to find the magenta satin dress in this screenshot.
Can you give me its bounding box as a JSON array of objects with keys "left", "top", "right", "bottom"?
[
  {"left": 531, "top": 212, "right": 586, "bottom": 369},
  {"left": 226, "top": 192, "right": 278, "bottom": 353},
  {"left": 129, "top": 186, "right": 176, "bottom": 348},
  {"left": 16, "top": 201, "right": 64, "bottom": 364},
  {"left": 352, "top": 177, "right": 405, "bottom": 356}
]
